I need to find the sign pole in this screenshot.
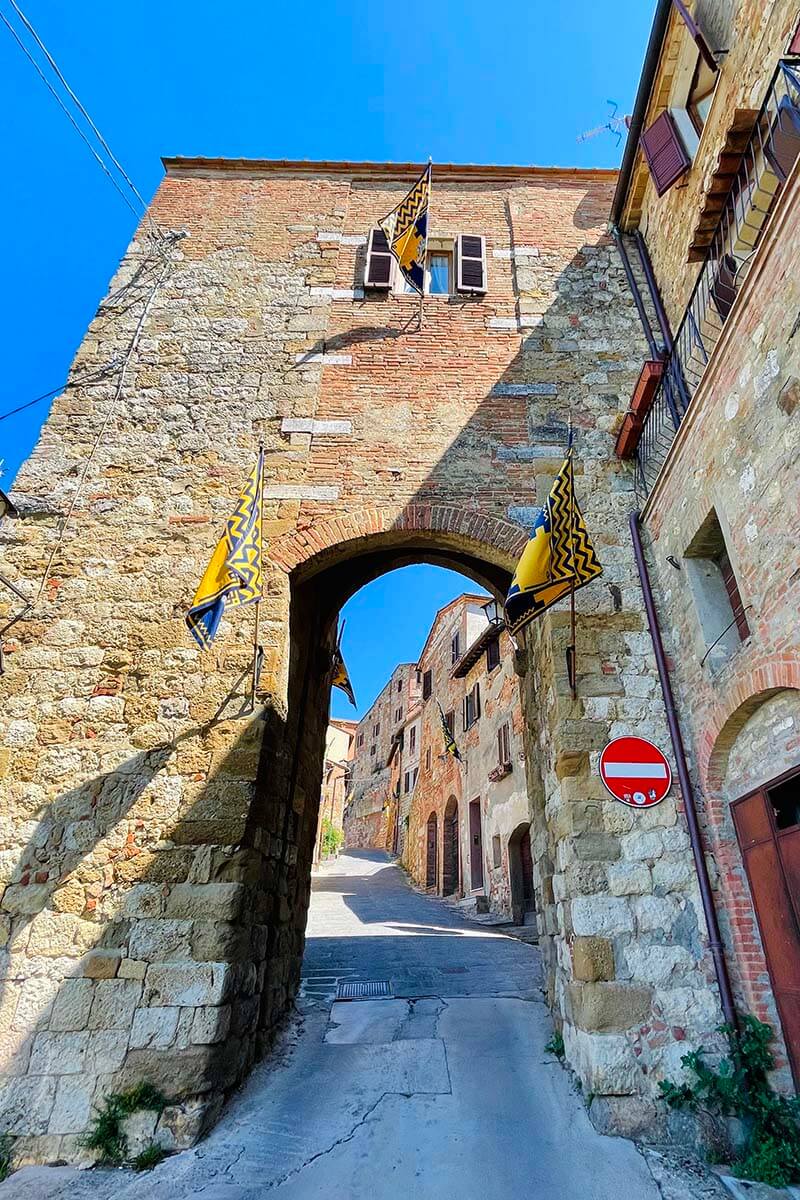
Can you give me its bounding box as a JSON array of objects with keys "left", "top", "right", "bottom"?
[
  {"left": 250, "top": 441, "right": 265, "bottom": 711},
  {"left": 419, "top": 158, "right": 431, "bottom": 329},
  {"left": 567, "top": 418, "right": 577, "bottom": 700}
]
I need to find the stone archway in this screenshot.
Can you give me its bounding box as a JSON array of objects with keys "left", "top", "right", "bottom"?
[
  {"left": 442, "top": 795, "right": 460, "bottom": 897},
  {"left": 508, "top": 821, "right": 535, "bottom": 926}
]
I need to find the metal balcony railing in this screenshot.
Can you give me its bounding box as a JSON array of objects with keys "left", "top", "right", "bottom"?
[{"left": 636, "top": 59, "right": 800, "bottom": 494}]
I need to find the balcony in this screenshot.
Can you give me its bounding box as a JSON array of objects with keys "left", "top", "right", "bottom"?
[{"left": 635, "top": 59, "right": 800, "bottom": 495}]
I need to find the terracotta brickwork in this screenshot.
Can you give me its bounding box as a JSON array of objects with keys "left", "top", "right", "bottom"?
[{"left": 0, "top": 157, "right": 715, "bottom": 1158}]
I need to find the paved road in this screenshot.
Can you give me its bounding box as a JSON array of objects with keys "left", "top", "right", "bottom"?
[{"left": 3, "top": 850, "right": 682, "bottom": 1199}]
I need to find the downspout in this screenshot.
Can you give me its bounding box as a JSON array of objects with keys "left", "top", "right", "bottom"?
[
  {"left": 633, "top": 230, "right": 673, "bottom": 353},
  {"left": 629, "top": 511, "right": 738, "bottom": 1031}
]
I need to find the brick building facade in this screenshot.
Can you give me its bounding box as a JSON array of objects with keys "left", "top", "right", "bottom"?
[
  {"left": 2, "top": 32, "right": 791, "bottom": 1150},
  {"left": 344, "top": 664, "right": 419, "bottom": 850},
  {"left": 312, "top": 719, "right": 355, "bottom": 864}
]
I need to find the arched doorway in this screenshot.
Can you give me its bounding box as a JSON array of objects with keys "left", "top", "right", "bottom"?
[
  {"left": 508, "top": 822, "right": 535, "bottom": 926},
  {"left": 426, "top": 812, "right": 438, "bottom": 890},
  {"left": 443, "top": 796, "right": 460, "bottom": 896}
]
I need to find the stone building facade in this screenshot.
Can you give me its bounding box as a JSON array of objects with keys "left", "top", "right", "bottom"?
[
  {"left": 0, "top": 144, "right": 738, "bottom": 1158},
  {"left": 312, "top": 719, "right": 355, "bottom": 864},
  {"left": 612, "top": 0, "right": 800, "bottom": 1088},
  {"left": 343, "top": 664, "right": 419, "bottom": 849},
  {"left": 400, "top": 595, "right": 530, "bottom": 923}
]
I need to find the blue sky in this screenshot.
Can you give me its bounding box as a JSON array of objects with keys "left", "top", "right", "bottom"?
[{"left": 1, "top": 0, "right": 654, "bottom": 716}]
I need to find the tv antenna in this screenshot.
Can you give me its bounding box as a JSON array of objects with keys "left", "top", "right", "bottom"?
[{"left": 577, "top": 100, "right": 630, "bottom": 147}]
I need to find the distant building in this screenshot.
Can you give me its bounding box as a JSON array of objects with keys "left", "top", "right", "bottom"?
[
  {"left": 347, "top": 594, "right": 531, "bottom": 922},
  {"left": 313, "top": 719, "right": 357, "bottom": 864}
]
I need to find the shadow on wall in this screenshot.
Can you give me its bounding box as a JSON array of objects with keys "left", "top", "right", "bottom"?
[{"left": 0, "top": 646, "right": 336, "bottom": 1149}]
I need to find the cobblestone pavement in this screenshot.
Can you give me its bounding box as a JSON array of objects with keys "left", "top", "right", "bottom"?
[{"left": 1, "top": 851, "right": 730, "bottom": 1199}]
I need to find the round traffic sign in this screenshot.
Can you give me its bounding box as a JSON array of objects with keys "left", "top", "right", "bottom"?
[{"left": 599, "top": 735, "right": 671, "bottom": 808}]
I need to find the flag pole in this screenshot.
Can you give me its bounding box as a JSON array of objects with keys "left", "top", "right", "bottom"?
[
  {"left": 419, "top": 158, "right": 431, "bottom": 329},
  {"left": 567, "top": 417, "right": 577, "bottom": 700},
  {"left": 251, "top": 440, "right": 265, "bottom": 710}
]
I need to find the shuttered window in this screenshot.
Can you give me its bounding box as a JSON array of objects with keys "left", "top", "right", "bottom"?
[
  {"left": 486, "top": 637, "right": 500, "bottom": 671},
  {"left": 672, "top": 0, "right": 717, "bottom": 72},
  {"left": 463, "top": 682, "right": 481, "bottom": 730},
  {"left": 456, "top": 234, "right": 487, "bottom": 293},
  {"left": 365, "top": 228, "right": 393, "bottom": 289},
  {"left": 791, "top": 17, "right": 800, "bottom": 55},
  {"left": 717, "top": 547, "right": 750, "bottom": 641},
  {"left": 640, "top": 110, "right": 692, "bottom": 196},
  {"left": 498, "top": 722, "right": 511, "bottom": 766},
  {"left": 422, "top": 669, "right": 432, "bottom": 700}
]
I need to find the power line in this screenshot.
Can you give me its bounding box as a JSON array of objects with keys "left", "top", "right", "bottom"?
[{"left": 0, "top": 2, "right": 162, "bottom": 239}]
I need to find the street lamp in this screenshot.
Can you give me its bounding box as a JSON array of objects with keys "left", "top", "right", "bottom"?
[{"left": 482, "top": 598, "right": 503, "bottom": 627}]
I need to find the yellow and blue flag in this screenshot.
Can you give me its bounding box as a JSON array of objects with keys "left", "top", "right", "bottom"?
[
  {"left": 186, "top": 449, "right": 264, "bottom": 649},
  {"left": 437, "top": 700, "right": 462, "bottom": 762},
  {"left": 380, "top": 163, "right": 431, "bottom": 294},
  {"left": 332, "top": 646, "right": 356, "bottom": 708},
  {"left": 505, "top": 449, "right": 602, "bottom": 637}
]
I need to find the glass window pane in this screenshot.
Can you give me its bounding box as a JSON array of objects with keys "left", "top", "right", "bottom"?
[{"left": 429, "top": 254, "right": 450, "bottom": 294}]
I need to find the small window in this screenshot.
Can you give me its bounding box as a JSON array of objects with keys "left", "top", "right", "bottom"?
[
  {"left": 684, "top": 509, "right": 750, "bottom": 670},
  {"left": 498, "top": 722, "right": 511, "bottom": 766},
  {"left": 463, "top": 682, "right": 481, "bottom": 731},
  {"left": 492, "top": 835, "right": 502, "bottom": 869},
  {"left": 396, "top": 238, "right": 455, "bottom": 296},
  {"left": 397, "top": 679, "right": 403, "bottom": 693},
  {"left": 373, "top": 722, "right": 380, "bottom": 737},
  {"left": 395, "top": 706, "right": 403, "bottom": 723},
  {"left": 365, "top": 228, "right": 393, "bottom": 289},
  {"left": 357, "top": 732, "right": 365, "bottom": 748},
  {"left": 404, "top": 771, "right": 411, "bottom": 794},
  {"left": 409, "top": 726, "right": 416, "bottom": 752},
  {"left": 451, "top": 633, "right": 461, "bottom": 665},
  {"left": 687, "top": 54, "right": 717, "bottom": 135},
  {"left": 769, "top": 773, "right": 800, "bottom": 831},
  {"left": 486, "top": 637, "right": 501, "bottom": 672},
  {"left": 426, "top": 747, "right": 432, "bottom": 771},
  {"left": 370, "top": 745, "right": 376, "bottom": 757},
  {"left": 422, "top": 669, "right": 432, "bottom": 700},
  {"left": 412, "top": 767, "right": 418, "bottom": 788}
]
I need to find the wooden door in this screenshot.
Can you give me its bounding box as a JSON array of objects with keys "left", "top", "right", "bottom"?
[
  {"left": 425, "top": 814, "right": 438, "bottom": 890},
  {"left": 469, "top": 798, "right": 484, "bottom": 891},
  {"left": 443, "top": 803, "right": 459, "bottom": 896},
  {"left": 732, "top": 770, "right": 800, "bottom": 1087}
]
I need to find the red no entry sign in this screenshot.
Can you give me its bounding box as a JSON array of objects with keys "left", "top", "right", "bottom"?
[{"left": 599, "top": 735, "right": 671, "bottom": 808}]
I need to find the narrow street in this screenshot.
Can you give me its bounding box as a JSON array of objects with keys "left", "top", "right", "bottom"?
[{"left": 1, "top": 849, "right": 714, "bottom": 1200}]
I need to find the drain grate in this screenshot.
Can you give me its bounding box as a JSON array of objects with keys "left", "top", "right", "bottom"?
[{"left": 336, "top": 980, "right": 392, "bottom": 1000}]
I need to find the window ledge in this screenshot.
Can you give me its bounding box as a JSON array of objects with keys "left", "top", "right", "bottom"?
[{"left": 488, "top": 762, "right": 512, "bottom": 782}]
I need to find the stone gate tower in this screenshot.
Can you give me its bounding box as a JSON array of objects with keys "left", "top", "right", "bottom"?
[{"left": 0, "top": 160, "right": 719, "bottom": 1158}]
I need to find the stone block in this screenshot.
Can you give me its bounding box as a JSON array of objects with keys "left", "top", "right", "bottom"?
[
  {"left": 30, "top": 1030, "right": 90, "bottom": 1074},
  {"left": 624, "top": 942, "right": 695, "bottom": 986},
  {"left": 566, "top": 982, "right": 652, "bottom": 1032},
  {"left": 571, "top": 936, "right": 614, "bottom": 983},
  {"left": 118, "top": 958, "right": 148, "bottom": 980},
  {"left": 130, "top": 1005, "right": 180, "bottom": 1049},
  {"left": 573, "top": 832, "right": 621, "bottom": 863},
  {"left": 588, "top": 1095, "right": 663, "bottom": 1140},
  {"left": 165, "top": 883, "right": 246, "bottom": 921},
  {"left": 48, "top": 1075, "right": 94, "bottom": 1134},
  {"left": 191, "top": 1005, "right": 231, "bottom": 1044},
  {"left": 116, "top": 1043, "right": 241, "bottom": 1098},
  {"left": 555, "top": 751, "right": 589, "bottom": 779},
  {"left": 87, "top": 979, "right": 141, "bottom": 1029},
  {"left": 83, "top": 949, "right": 122, "bottom": 979},
  {"left": 0, "top": 1075, "right": 56, "bottom": 1135},
  {"left": 156, "top": 1095, "right": 224, "bottom": 1150},
  {"left": 651, "top": 857, "right": 695, "bottom": 891},
  {"left": 86, "top": 1030, "right": 128, "bottom": 1073},
  {"left": 144, "top": 962, "right": 232, "bottom": 1007},
  {"left": 571, "top": 894, "right": 634, "bottom": 936},
  {"left": 128, "top": 919, "right": 193, "bottom": 960},
  {"left": 607, "top": 861, "right": 651, "bottom": 896},
  {"left": 564, "top": 1024, "right": 640, "bottom": 1095}
]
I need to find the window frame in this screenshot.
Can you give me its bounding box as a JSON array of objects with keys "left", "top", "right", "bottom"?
[{"left": 486, "top": 637, "right": 501, "bottom": 672}]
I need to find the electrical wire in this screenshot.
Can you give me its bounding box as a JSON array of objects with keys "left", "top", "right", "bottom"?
[
  {"left": 7, "top": 0, "right": 153, "bottom": 219},
  {"left": 1, "top": 1, "right": 163, "bottom": 242},
  {"left": 0, "top": 364, "right": 120, "bottom": 424}
]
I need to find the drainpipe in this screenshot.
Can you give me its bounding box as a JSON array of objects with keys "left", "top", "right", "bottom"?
[
  {"left": 612, "top": 227, "right": 660, "bottom": 360},
  {"left": 629, "top": 511, "right": 738, "bottom": 1031},
  {"left": 632, "top": 230, "right": 673, "bottom": 354}
]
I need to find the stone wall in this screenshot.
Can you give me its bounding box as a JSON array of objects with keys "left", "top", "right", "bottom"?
[
  {"left": 641, "top": 156, "right": 800, "bottom": 1077},
  {"left": 0, "top": 160, "right": 716, "bottom": 1156}
]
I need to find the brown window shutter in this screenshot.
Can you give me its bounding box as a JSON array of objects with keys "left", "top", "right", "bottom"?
[
  {"left": 640, "top": 110, "right": 692, "bottom": 196},
  {"left": 718, "top": 548, "right": 750, "bottom": 640},
  {"left": 422, "top": 669, "right": 432, "bottom": 700},
  {"left": 365, "top": 228, "right": 392, "bottom": 289},
  {"left": 672, "top": 0, "right": 718, "bottom": 72},
  {"left": 790, "top": 17, "right": 800, "bottom": 54},
  {"left": 474, "top": 682, "right": 481, "bottom": 719},
  {"left": 456, "top": 234, "right": 487, "bottom": 293}
]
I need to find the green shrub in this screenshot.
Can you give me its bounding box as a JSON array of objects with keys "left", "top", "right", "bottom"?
[
  {"left": 660, "top": 1015, "right": 800, "bottom": 1188},
  {"left": 0, "top": 1133, "right": 13, "bottom": 1182},
  {"left": 80, "top": 1083, "right": 167, "bottom": 1165},
  {"left": 132, "top": 1142, "right": 167, "bottom": 1172},
  {"left": 545, "top": 1031, "right": 565, "bottom": 1059},
  {"left": 321, "top": 818, "right": 343, "bottom": 858}
]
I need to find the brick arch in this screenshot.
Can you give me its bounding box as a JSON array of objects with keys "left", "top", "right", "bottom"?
[
  {"left": 701, "top": 661, "right": 800, "bottom": 793},
  {"left": 269, "top": 503, "right": 529, "bottom": 576}
]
